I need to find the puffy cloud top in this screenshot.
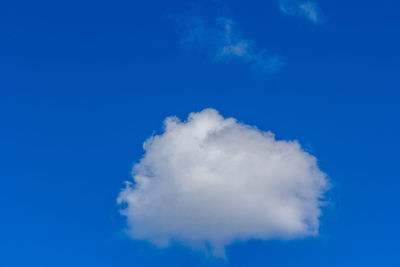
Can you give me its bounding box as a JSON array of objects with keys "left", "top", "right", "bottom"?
[{"left": 118, "top": 109, "right": 329, "bottom": 257}]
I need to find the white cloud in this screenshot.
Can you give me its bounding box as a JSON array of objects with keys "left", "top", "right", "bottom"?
[
  {"left": 279, "top": 0, "right": 323, "bottom": 24},
  {"left": 171, "top": 15, "right": 283, "bottom": 73},
  {"left": 118, "top": 108, "right": 329, "bottom": 257}
]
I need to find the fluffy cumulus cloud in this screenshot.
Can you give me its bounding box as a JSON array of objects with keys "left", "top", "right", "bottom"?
[
  {"left": 279, "top": 0, "right": 323, "bottom": 24},
  {"left": 118, "top": 109, "right": 329, "bottom": 257},
  {"left": 171, "top": 14, "right": 283, "bottom": 73}
]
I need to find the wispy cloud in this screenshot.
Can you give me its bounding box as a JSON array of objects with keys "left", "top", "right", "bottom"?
[
  {"left": 279, "top": 0, "right": 323, "bottom": 24},
  {"left": 170, "top": 14, "right": 283, "bottom": 73}
]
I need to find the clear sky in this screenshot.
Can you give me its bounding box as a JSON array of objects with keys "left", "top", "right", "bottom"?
[{"left": 1, "top": 0, "right": 399, "bottom": 266}]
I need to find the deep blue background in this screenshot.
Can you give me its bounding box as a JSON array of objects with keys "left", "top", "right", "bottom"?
[{"left": 1, "top": 0, "right": 399, "bottom": 266}]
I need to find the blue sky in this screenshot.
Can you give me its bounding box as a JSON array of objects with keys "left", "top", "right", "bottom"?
[{"left": 1, "top": 0, "right": 399, "bottom": 266}]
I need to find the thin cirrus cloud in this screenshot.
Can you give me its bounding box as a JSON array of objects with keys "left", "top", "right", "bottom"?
[
  {"left": 118, "top": 108, "right": 329, "bottom": 258},
  {"left": 279, "top": 0, "right": 323, "bottom": 24},
  {"left": 170, "top": 14, "right": 284, "bottom": 73}
]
